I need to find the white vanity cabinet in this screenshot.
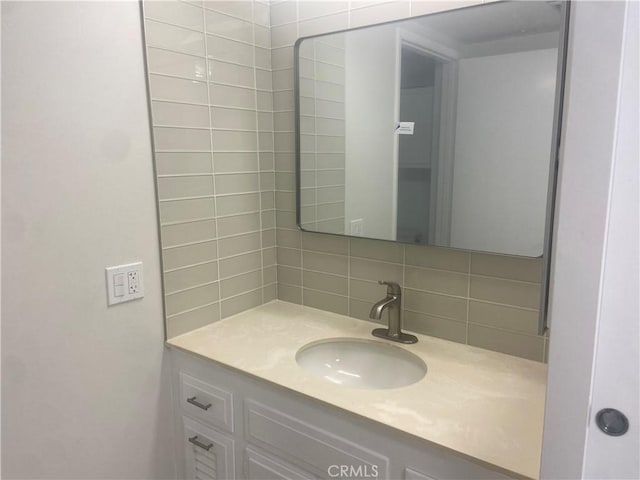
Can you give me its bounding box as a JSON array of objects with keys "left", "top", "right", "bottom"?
[{"left": 170, "top": 348, "right": 514, "bottom": 480}]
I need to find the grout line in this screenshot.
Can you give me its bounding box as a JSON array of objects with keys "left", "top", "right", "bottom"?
[
  {"left": 285, "top": 57, "right": 345, "bottom": 70},
  {"left": 166, "top": 280, "right": 218, "bottom": 297},
  {"left": 200, "top": 3, "right": 224, "bottom": 324},
  {"left": 157, "top": 173, "right": 213, "bottom": 178},
  {"left": 469, "top": 272, "right": 543, "bottom": 286},
  {"left": 299, "top": 75, "right": 345, "bottom": 89},
  {"left": 311, "top": 37, "right": 319, "bottom": 253},
  {"left": 465, "top": 253, "right": 471, "bottom": 344},
  {"left": 147, "top": 44, "right": 208, "bottom": 61},
  {"left": 300, "top": 198, "right": 345, "bottom": 206},
  {"left": 467, "top": 321, "right": 548, "bottom": 339},
  {"left": 155, "top": 148, "right": 265, "bottom": 153},
  {"left": 299, "top": 133, "right": 346, "bottom": 139},
  {"left": 163, "top": 237, "right": 217, "bottom": 251},
  {"left": 251, "top": 0, "right": 266, "bottom": 307},
  {"left": 218, "top": 246, "right": 265, "bottom": 262},
  {"left": 302, "top": 286, "right": 350, "bottom": 303},
  {"left": 346, "top": 239, "right": 352, "bottom": 316},
  {"left": 201, "top": 3, "right": 254, "bottom": 22},
  {"left": 402, "top": 307, "right": 466, "bottom": 324},
  {"left": 404, "top": 286, "right": 539, "bottom": 309},
  {"left": 144, "top": 14, "right": 204, "bottom": 34},
  {"left": 302, "top": 168, "right": 346, "bottom": 174},
  {"left": 149, "top": 63, "right": 266, "bottom": 87},
  {"left": 300, "top": 114, "right": 347, "bottom": 122},
  {"left": 149, "top": 96, "right": 206, "bottom": 108},
  {"left": 164, "top": 229, "right": 260, "bottom": 251},
  {"left": 219, "top": 266, "right": 264, "bottom": 283},
  {"left": 206, "top": 31, "right": 267, "bottom": 49},
  {"left": 221, "top": 227, "right": 266, "bottom": 241},
  {"left": 222, "top": 285, "right": 273, "bottom": 306},
  {"left": 402, "top": 261, "right": 472, "bottom": 277},
  {"left": 167, "top": 300, "right": 221, "bottom": 320},
  {"left": 467, "top": 298, "right": 540, "bottom": 312},
  {"left": 159, "top": 192, "right": 214, "bottom": 201},
  {"left": 154, "top": 125, "right": 210, "bottom": 132},
  {"left": 312, "top": 215, "right": 346, "bottom": 223},
  {"left": 161, "top": 216, "right": 218, "bottom": 227},
  {"left": 160, "top": 172, "right": 260, "bottom": 179},
  {"left": 159, "top": 193, "right": 263, "bottom": 204},
  {"left": 402, "top": 244, "right": 407, "bottom": 315},
  {"left": 164, "top": 259, "right": 218, "bottom": 275}
]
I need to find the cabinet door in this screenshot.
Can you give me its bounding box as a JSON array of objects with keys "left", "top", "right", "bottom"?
[
  {"left": 245, "top": 399, "right": 389, "bottom": 478},
  {"left": 245, "top": 447, "right": 317, "bottom": 480},
  {"left": 183, "top": 416, "right": 235, "bottom": 480}
]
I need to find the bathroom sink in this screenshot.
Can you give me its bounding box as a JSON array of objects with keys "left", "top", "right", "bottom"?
[{"left": 295, "top": 338, "right": 427, "bottom": 389}]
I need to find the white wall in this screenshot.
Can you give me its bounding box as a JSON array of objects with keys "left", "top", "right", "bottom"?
[
  {"left": 344, "top": 25, "right": 397, "bottom": 239},
  {"left": 541, "top": 2, "right": 634, "bottom": 478},
  {"left": 1, "top": 2, "right": 175, "bottom": 478},
  {"left": 583, "top": 1, "right": 639, "bottom": 476},
  {"left": 450, "top": 49, "right": 557, "bottom": 257}
]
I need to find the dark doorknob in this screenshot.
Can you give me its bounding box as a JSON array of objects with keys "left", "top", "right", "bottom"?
[{"left": 596, "top": 408, "right": 629, "bottom": 436}]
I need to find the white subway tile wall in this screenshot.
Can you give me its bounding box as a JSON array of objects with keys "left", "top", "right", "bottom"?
[
  {"left": 143, "top": 0, "right": 276, "bottom": 337},
  {"left": 143, "top": 0, "right": 548, "bottom": 361},
  {"left": 270, "top": 0, "right": 548, "bottom": 362}
]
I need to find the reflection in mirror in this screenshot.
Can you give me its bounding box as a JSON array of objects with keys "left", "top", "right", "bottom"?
[{"left": 296, "top": 1, "right": 566, "bottom": 257}]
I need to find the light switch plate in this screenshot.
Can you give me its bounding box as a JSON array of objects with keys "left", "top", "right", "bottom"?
[{"left": 105, "top": 262, "right": 144, "bottom": 306}]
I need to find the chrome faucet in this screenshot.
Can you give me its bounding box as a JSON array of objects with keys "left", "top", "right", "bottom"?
[{"left": 370, "top": 281, "right": 418, "bottom": 344}]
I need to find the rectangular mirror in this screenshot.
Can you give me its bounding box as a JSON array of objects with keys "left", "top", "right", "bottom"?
[{"left": 295, "top": 1, "right": 567, "bottom": 258}]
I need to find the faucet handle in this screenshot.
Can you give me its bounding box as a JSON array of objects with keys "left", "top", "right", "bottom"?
[{"left": 378, "top": 280, "right": 401, "bottom": 296}]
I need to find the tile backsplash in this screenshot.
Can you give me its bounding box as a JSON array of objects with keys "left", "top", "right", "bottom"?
[
  {"left": 277, "top": 232, "right": 547, "bottom": 361},
  {"left": 143, "top": 0, "right": 276, "bottom": 338},
  {"left": 142, "top": 0, "right": 549, "bottom": 362}
]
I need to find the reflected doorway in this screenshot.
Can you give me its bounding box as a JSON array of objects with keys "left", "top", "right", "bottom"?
[{"left": 394, "top": 35, "right": 457, "bottom": 245}]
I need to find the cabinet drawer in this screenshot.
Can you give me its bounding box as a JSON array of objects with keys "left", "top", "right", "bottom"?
[
  {"left": 245, "top": 447, "right": 317, "bottom": 480},
  {"left": 245, "top": 399, "right": 388, "bottom": 478},
  {"left": 183, "top": 416, "right": 235, "bottom": 480},
  {"left": 180, "top": 372, "right": 233, "bottom": 433},
  {"left": 404, "top": 468, "right": 437, "bottom": 480}
]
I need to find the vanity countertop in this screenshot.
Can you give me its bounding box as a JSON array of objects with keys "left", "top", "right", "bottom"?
[{"left": 167, "top": 300, "right": 547, "bottom": 479}]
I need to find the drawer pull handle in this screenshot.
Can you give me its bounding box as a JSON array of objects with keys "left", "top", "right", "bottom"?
[
  {"left": 188, "top": 435, "right": 213, "bottom": 451},
  {"left": 187, "top": 396, "right": 212, "bottom": 411}
]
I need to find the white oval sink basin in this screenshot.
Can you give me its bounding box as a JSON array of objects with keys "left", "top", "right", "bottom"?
[{"left": 296, "top": 338, "right": 427, "bottom": 389}]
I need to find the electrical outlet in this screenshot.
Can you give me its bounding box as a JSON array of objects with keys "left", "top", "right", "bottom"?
[
  {"left": 128, "top": 270, "right": 139, "bottom": 294},
  {"left": 106, "top": 262, "right": 144, "bottom": 305},
  {"left": 350, "top": 219, "right": 364, "bottom": 236}
]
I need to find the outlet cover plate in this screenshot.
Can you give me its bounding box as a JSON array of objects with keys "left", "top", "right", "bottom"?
[{"left": 105, "top": 262, "right": 144, "bottom": 306}]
